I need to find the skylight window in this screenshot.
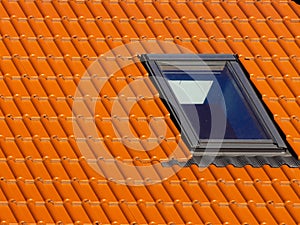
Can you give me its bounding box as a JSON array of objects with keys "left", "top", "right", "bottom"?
[{"left": 141, "top": 54, "right": 287, "bottom": 155}]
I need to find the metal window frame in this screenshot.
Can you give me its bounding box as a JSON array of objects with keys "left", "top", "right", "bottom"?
[{"left": 140, "top": 54, "right": 288, "bottom": 156}]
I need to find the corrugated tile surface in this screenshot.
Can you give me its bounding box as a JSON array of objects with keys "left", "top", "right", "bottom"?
[{"left": 0, "top": 0, "right": 300, "bottom": 224}]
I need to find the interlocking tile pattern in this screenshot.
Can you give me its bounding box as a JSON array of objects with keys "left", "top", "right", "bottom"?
[{"left": 0, "top": 0, "right": 300, "bottom": 224}]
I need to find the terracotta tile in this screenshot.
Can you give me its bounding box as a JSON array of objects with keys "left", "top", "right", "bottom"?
[
  {"left": 0, "top": 79, "right": 12, "bottom": 96},
  {"left": 285, "top": 203, "right": 300, "bottom": 224},
  {"left": 100, "top": 202, "right": 129, "bottom": 224},
  {"left": 137, "top": 201, "right": 166, "bottom": 224},
  {"left": 4, "top": 77, "right": 29, "bottom": 96},
  {"left": 96, "top": 20, "right": 122, "bottom": 38},
  {"left": 27, "top": 200, "right": 54, "bottom": 223},
  {"left": 208, "top": 38, "right": 232, "bottom": 53},
  {"left": 68, "top": 138, "right": 101, "bottom": 160},
  {"left": 0, "top": 21, "right": 19, "bottom": 37},
  {"left": 40, "top": 118, "right": 66, "bottom": 138},
  {"left": 267, "top": 20, "right": 295, "bottom": 38},
  {"left": 85, "top": 1, "right": 110, "bottom": 19},
  {"left": 28, "top": 19, "right": 54, "bottom": 37},
  {"left": 44, "top": 19, "right": 70, "bottom": 37},
  {"left": 37, "top": 39, "right": 63, "bottom": 57},
  {"left": 169, "top": 2, "right": 195, "bottom": 19},
  {"left": 163, "top": 181, "right": 191, "bottom": 202},
  {"left": 121, "top": 202, "right": 148, "bottom": 224},
  {"left": 64, "top": 200, "right": 92, "bottom": 223},
  {"left": 8, "top": 159, "right": 33, "bottom": 179},
  {"left": 0, "top": 161, "right": 16, "bottom": 179},
  {"left": 129, "top": 19, "right": 156, "bottom": 39},
  {"left": 215, "top": 20, "right": 242, "bottom": 39},
  {"left": 16, "top": 179, "right": 44, "bottom": 201},
  {"left": 8, "top": 201, "right": 35, "bottom": 223},
  {"left": 164, "top": 19, "right": 191, "bottom": 39},
  {"left": 198, "top": 20, "right": 225, "bottom": 39},
  {"left": 272, "top": 1, "right": 299, "bottom": 18},
  {"left": 0, "top": 204, "right": 17, "bottom": 223},
  {"left": 79, "top": 20, "right": 105, "bottom": 38},
  {"left": 31, "top": 97, "right": 57, "bottom": 117},
  {"left": 187, "top": 2, "right": 213, "bottom": 19},
  {"left": 5, "top": 117, "right": 31, "bottom": 137},
  {"left": 71, "top": 181, "right": 98, "bottom": 202},
  {"left": 250, "top": 78, "right": 278, "bottom": 103},
  {"left": 23, "top": 117, "right": 49, "bottom": 137},
  {"left": 25, "top": 160, "right": 51, "bottom": 179},
  {"left": 61, "top": 160, "right": 87, "bottom": 180},
  {"left": 261, "top": 39, "right": 288, "bottom": 58},
  {"left": 1, "top": 140, "right": 24, "bottom": 158},
  {"left": 50, "top": 99, "right": 72, "bottom": 117},
  {"left": 4, "top": 39, "right": 30, "bottom": 56},
  {"left": 238, "top": 1, "right": 265, "bottom": 19},
  {"left": 220, "top": 2, "right": 248, "bottom": 19},
  {"left": 199, "top": 181, "right": 228, "bottom": 202},
  {"left": 285, "top": 19, "right": 300, "bottom": 38},
  {"left": 235, "top": 183, "right": 265, "bottom": 203},
  {"left": 136, "top": 1, "right": 162, "bottom": 19},
  {"left": 210, "top": 203, "right": 240, "bottom": 224},
  {"left": 267, "top": 77, "right": 295, "bottom": 97},
  {"left": 247, "top": 203, "right": 278, "bottom": 224},
  {"left": 81, "top": 201, "right": 110, "bottom": 224},
  {"left": 209, "top": 165, "right": 234, "bottom": 181},
  {"left": 180, "top": 181, "right": 209, "bottom": 202},
  {"left": 273, "top": 58, "right": 299, "bottom": 78},
  {"left": 203, "top": 2, "right": 230, "bottom": 20},
  {"left": 255, "top": 2, "right": 282, "bottom": 19},
  {"left": 11, "top": 19, "right": 36, "bottom": 37},
  {"left": 153, "top": 201, "right": 184, "bottom": 224},
  {"left": 146, "top": 18, "right": 173, "bottom": 39},
  {"left": 229, "top": 203, "right": 259, "bottom": 225},
  {"left": 51, "top": 139, "right": 79, "bottom": 159},
  {"left": 176, "top": 202, "right": 203, "bottom": 224},
  {"left": 71, "top": 39, "right": 97, "bottom": 57},
  {"left": 1, "top": 1, "right": 26, "bottom": 17},
  {"left": 278, "top": 97, "right": 300, "bottom": 118},
  {"left": 266, "top": 203, "right": 297, "bottom": 225},
  {"left": 0, "top": 60, "right": 22, "bottom": 77},
  {"left": 271, "top": 181, "right": 300, "bottom": 202},
  {"left": 68, "top": 1, "right": 94, "bottom": 18},
  {"left": 35, "top": 180, "right": 62, "bottom": 201},
  {"left": 54, "top": 38, "right": 81, "bottom": 56},
  {"left": 254, "top": 182, "right": 284, "bottom": 204},
  {"left": 289, "top": 1, "right": 300, "bottom": 16},
  {"left": 0, "top": 99, "right": 21, "bottom": 116},
  {"left": 0, "top": 179, "right": 26, "bottom": 201},
  {"left": 89, "top": 180, "right": 116, "bottom": 202},
  {"left": 0, "top": 3, "right": 9, "bottom": 17},
  {"left": 219, "top": 183, "right": 246, "bottom": 203},
  {"left": 17, "top": 1, "right": 42, "bottom": 17},
  {"left": 289, "top": 57, "right": 300, "bottom": 75},
  {"left": 43, "top": 159, "right": 70, "bottom": 179},
  {"left": 193, "top": 204, "right": 222, "bottom": 224},
  {"left": 45, "top": 201, "right": 73, "bottom": 224},
  {"left": 191, "top": 165, "right": 216, "bottom": 181}
]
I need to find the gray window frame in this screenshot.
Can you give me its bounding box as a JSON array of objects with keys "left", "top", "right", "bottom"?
[{"left": 141, "top": 54, "right": 287, "bottom": 155}]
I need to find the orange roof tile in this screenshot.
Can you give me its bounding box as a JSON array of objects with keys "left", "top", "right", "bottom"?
[{"left": 0, "top": 0, "right": 300, "bottom": 224}]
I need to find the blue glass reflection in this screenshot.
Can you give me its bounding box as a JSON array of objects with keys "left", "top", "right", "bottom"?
[{"left": 163, "top": 65, "right": 270, "bottom": 140}]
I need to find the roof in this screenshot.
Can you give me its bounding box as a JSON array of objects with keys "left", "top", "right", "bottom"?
[{"left": 0, "top": 0, "right": 300, "bottom": 224}]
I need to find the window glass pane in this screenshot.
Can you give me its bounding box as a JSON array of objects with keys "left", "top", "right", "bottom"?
[{"left": 160, "top": 61, "right": 270, "bottom": 140}]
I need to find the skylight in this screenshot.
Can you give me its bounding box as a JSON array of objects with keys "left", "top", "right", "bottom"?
[{"left": 141, "top": 54, "right": 287, "bottom": 155}]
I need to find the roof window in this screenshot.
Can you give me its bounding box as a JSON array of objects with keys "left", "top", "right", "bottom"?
[{"left": 141, "top": 54, "right": 287, "bottom": 156}]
